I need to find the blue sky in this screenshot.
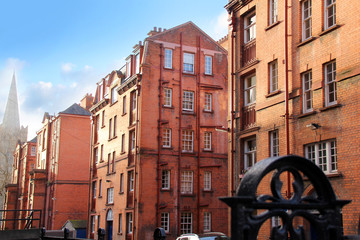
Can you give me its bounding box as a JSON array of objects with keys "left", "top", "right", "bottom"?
[{"left": 0, "top": 0, "right": 228, "bottom": 140}]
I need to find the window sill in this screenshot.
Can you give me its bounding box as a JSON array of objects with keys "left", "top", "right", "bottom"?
[
  {"left": 297, "top": 36, "right": 317, "bottom": 48},
  {"left": 108, "top": 136, "right": 117, "bottom": 142},
  {"left": 106, "top": 203, "right": 114, "bottom": 206},
  {"left": 203, "top": 189, "right": 213, "bottom": 193},
  {"left": 117, "top": 232, "right": 123, "bottom": 236},
  {"left": 106, "top": 172, "right": 116, "bottom": 176},
  {"left": 297, "top": 110, "right": 317, "bottom": 119},
  {"left": 319, "top": 24, "right": 341, "bottom": 36},
  {"left": 162, "top": 146, "right": 173, "bottom": 150},
  {"left": 120, "top": 151, "right": 126, "bottom": 155},
  {"left": 319, "top": 103, "right": 342, "bottom": 112},
  {"left": 181, "top": 193, "right": 195, "bottom": 197},
  {"left": 160, "top": 188, "right": 171, "bottom": 192},
  {"left": 101, "top": 125, "right": 105, "bottom": 129},
  {"left": 98, "top": 196, "right": 102, "bottom": 198},
  {"left": 119, "top": 191, "right": 124, "bottom": 195},
  {"left": 326, "top": 172, "right": 342, "bottom": 178},
  {"left": 265, "top": 90, "right": 282, "bottom": 98},
  {"left": 203, "top": 110, "right": 214, "bottom": 114},
  {"left": 204, "top": 73, "right": 213, "bottom": 77},
  {"left": 182, "top": 111, "right": 196, "bottom": 116},
  {"left": 110, "top": 100, "right": 118, "bottom": 107},
  {"left": 163, "top": 67, "right": 174, "bottom": 71},
  {"left": 121, "top": 113, "right": 127, "bottom": 117},
  {"left": 203, "top": 149, "right": 213, "bottom": 153},
  {"left": 163, "top": 105, "right": 174, "bottom": 109},
  {"left": 183, "top": 72, "right": 196, "bottom": 76},
  {"left": 265, "top": 20, "right": 281, "bottom": 31}
]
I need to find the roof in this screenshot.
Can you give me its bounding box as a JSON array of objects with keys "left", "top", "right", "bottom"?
[
  {"left": 29, "top": 136, "right": 37, "bottom": 143},
  {"left": 62, "top": 220, "right": 87, "bottom": 229},
  {"left": 60, "top": 103, "right": 91, "bottom": 116}
]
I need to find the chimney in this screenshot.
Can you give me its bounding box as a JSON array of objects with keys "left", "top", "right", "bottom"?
[{"left": 80, "top": 93, "right": 94, "bottom": 111}]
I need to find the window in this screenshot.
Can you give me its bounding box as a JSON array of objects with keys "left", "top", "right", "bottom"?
[
  {"left": 164, "top": 88, "right": 172, "bottom": 107},
  {"left": 181, "top": 171, "right": 193, "bottom": 194},
  {"left": 204, "top": 212, "right": 211, "bottom": 232},
  {"left": 118, "top": 214, "right": 122, "bottom": 234},
  {"left": 180, "top": 212, "right": 192, "bottom": 234},
  {"left": 161, "top": 212, "right": 170, "bottom": 232},
  {"left": 324, "top": 61, "right": 337, "bottom": 106},
  {"left": 100, "top": 145, "right": 104, "bottom": 162},
  {"left": 130, "top": 131, "right": 136, "bottom": 151},
  {"left": 97, "top": 215, "right": 101, "bottom": 232},
  {"left": 130, "top": 91, "right": 137, "bottom": 124},
  {"left": 121, "top": 134, "right": 125, "bottom": 153},
  {"left": 129, "top": 171, "right": 134, "bottom": 191},
  {"left": 91, "top": 216, "right": 95, "bottom": 233},
  {"left": 269, "top": 60, "right": 278, "bottom": 93},
  {"left": 164, "top": 49, "right": 173, "bottom": 69},
  {"left": 107, "top": 188, "right": 114, "bottom": 204},
  {"left": 270, "top": 130, "right": 279, "bottom": 157},
  {"left": 204, "top": 93, "right": 212, "bottom": 112},
  {"left": 183, "top": 53, "right": 195, "bottom": 73},
  {"left": 244, "top": 138, "right": 256, "bottom": 170},
  {"left": 107, "top": 153, "right": 111, "bottom": 174},
  {"left": 111, "top": 87, "right": 117, "bottom": 104},
  {"left": 182, "top": 130, "right": 194, "bottom": 152},
  {"left": 324, "top": 0, "right": 336, "bottom": 30},
  {"left": 205, "top": 56, "right": 212, "bottom": 75},
  {"left": 305, "top": 140, "right": 337, "bottom": 174},
  {"left": 31, "top": 146, "right": 36, "bottom": 156},
  {"left": 120, "top": 173, "right": 124, "bottom": 193},
  {"left": 94, "top": 147, "right": 98, "bottom": 165},
  {"left": 112, "top": 151, "right": 115, "bottom": 173},
  {"left": 302, "top": 70, "right": 313, "bottom": 113},
  {"left": 182, "top": 90, "right": 194, "bottom": 111},
  {"left": 99, "top": 179, "right": 102, "bottom": 197},
  {"left": 113, "top": 116, "right": 117, "bottom": 137},
  {"left": 272, "top": 216, "right": 281, "bottom": 228},
  {"left": 162, "top": 128, "right": 171, "bottom": 148},
  {"left": 122, "top": 96, "right": 127, "bottom": 115},
  {"left": 204, "top": 132, "right": 212, "bottom": 151},
  {"left": 269, "top": 0, "right": 278, "bottom": 25},
  {"left": 127, "top": 213, "right": 133, "bottom": 234},
  {"left": 109, "top": 118, "right": 112, "bottom": 139},
  {"left": 244, "top": 12, "right": 256, "bottom": 43},
  {"left": 244, "top": 75, "right": 256, "bottom": 105},
  {"left": 301, "top": 0, "right": 312, "bottom": 41},
  {"left": 126, "top": 58, "right": 132, "bottom": 78},
  {"left": 204, "top": 171, "right": 211, "bottom": 191},
  {"left": 92, "top": 181, "right": 97, "bottom": 199},
  {"left": 135, "top": 53, "right": 140, "bottom": 74},
  {"left": 162, "top": 170, "right": 170, "bottom": 190},
  {"left": 102, "top": 111, "right": 105, "bottom": 127}
]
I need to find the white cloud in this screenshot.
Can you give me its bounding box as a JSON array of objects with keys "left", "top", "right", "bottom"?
[
  {"left": 61, "top": 62, "right": 76, "bottom": 73},
  {"left": 211, "top": 10, "right": 229, "bottom": 40}
]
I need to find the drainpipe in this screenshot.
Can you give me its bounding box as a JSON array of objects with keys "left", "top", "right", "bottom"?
[
  {"left": 86, "top": 115, "right": 94, "bottom": 239},
  {"left": 177, "top": 32, "right": 183, "bottom": 236},
  {"left": 230, "top": 14, "right": 236, "bottom": 196},
  {"left": 156, "top": 44, "right": 164, "bottom": 228},
  {"left": 196, "top": 36, "right": 201, "bottom": 233},
  {"left": 14, "top": 148, "right": 22, "bottom": 229},
  {"left": 43, "top": 122, "right": 52, "bottom": 228},
  {"left": 284, "top": 0, "right": 291, "bottom": 199}
]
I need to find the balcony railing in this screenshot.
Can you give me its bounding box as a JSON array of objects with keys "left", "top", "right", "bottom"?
[
  {"left": 242, "top": 40, "right": 256, "bottom": 67},
  {"left": 242, "top": 105, "right": 256, "bottom": 130}
]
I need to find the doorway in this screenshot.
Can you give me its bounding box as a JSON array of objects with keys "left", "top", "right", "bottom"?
[{"left": 106, "top": 209, "right": 113, "bottom": 240}]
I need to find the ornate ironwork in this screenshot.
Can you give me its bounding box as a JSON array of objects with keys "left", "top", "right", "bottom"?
[{"left": 220, "top": 155, "right": 351, "bottom": 240}]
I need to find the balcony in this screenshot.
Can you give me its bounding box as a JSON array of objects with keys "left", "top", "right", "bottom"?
[
  {"left": 242, "top": 40, "right": 256, "bottom": 67},
  {"left": 242, "top": 105, "right": 256, "bottom": 130}
]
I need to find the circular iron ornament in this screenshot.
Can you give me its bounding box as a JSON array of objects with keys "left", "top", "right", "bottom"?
[{"left": 220, "top": 155, "right": 351, "bottom": 240}]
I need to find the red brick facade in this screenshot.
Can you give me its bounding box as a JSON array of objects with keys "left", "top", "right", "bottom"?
[
  {"left": 226, "top": 0, "right": 360, "bottom": 238},
  {"left": 88, "top": 22, "right": 228, "bottom": 240}
]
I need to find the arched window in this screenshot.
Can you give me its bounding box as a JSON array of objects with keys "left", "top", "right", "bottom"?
[{"left": 106, "top": 209, "right": 113, "bottom": 221}]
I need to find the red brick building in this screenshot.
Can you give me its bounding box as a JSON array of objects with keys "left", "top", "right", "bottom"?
[
  {"left": 2, "top": 137, "right": 36, "bottom": 230},
  {"left": 88, "top": 22, "right": 228, "bottom": 240},
  {"left": 226, "top": 0, "right": 360, "bottom": 238},
  {"left": 26, "top": 101, "right": 92, "bottom": 230}
]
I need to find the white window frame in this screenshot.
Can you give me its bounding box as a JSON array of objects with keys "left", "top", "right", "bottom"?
[
  {"left": 204, "top": 93, "right": 212, "bottom": 112},
  {"left": 107, "top": 188, "right": 114, "bottom": 204},
  {"left": 31, "top": 146, "right": 36, "bottom": 156},
  {"left": 99, "top": 179, "right": 102, "bottom": 197},
  {"left": 94, "top": 147, "right": 98, "bottom": 165},
  {"left": 92, "top": 181, "right": 97, "bottom": 199},
  {"left": 135, "top": 52, "right": 140, "bottom": 74},
  {"left": 123, "top": 96, "right": 127, "bottom": 114},
  {"left": 130, "top": 131, "right": 136, "bottom": 151},
  {"left": 91, "top": 216, "right": 95, "bottom": 233},
  {"left": 181, "top": 171, "right": 193, "bottom": 194},
  {"left": 162, "top": 128, "right": 171, "bottom": 148},
  {"left": 301, "top": 0, "right": 312, "bottom": 41},
  {"left": 244, "top": 12, "right": 256, "bottom": 43},
  {"left": 164, "top": 88, "right": 172, "bottom": 107},
  {"left": 164, "top": 49, "right": 173, "bottom": 69},
  {"left": 269, "top": 0, "right": 278, "bottom": 25},
  {"left": 305, "top": 140, "right": 337, "bottom": 174},
  {"left": 182, "top": 130, "right": 194, "bottom": 153},
  {"left": 203, "top": 212, "right": 211, "bottom": 232},
  {"left": 127, "top": 213, "right": 133, "bottom": 234},
  {"left": 269, "top": 60, "right": 278, "bottom": 93},
  {"left": 162, "top": 170, "right": 170, "bottom": 190},
  {"left": 244, "top": 74, "right": 256, "bottom": 106},
  {"left": 324, "top": 61, "right": 337, "bottom": 106},
  {"left": 111, "top": 86, "right": 117, "bottom": 104},
  {"left": 204, "top": 132, "right": 212, "bottom": 151},
  {"left": 161, "top": 212, "right": 170, "bottom": 233},
  {"left": 205, "top": 55, "right": 212, "bottom": 75},
  {"left": 244, "top": 138, "right": 256, "bottom": 170},
  {"left": 324, "top": 0, "right": 336, "bottom": 30},
  {"left": 121, "top": 134, "right": 125, "bottom": 153},
  {"left": 270, "top": 130, "right": 279, "bottom": 157},
  {"left": 180, "top": 212, "right": 193, "bottom": 234},
  {"left": 120, "top": 173, "right": 124, "bottom": 193},
  {"left": 302, "top": 70, "right": 313, "bottom": 113},
  {"left": 272, "top": 216, "right": 281, "bottom": 228},
  {"left": 118, "top": 214, "right": 122, "bottom": 234},
  {"left": 183, "top": 90, "right": 194, "bottom": 111},
  {"left": 183, "top": 53, "right": 195, "bottom": 74},
  {"left": 126, "top": 58, "right": 132, "bottom": 78},
  {"left": 204, "top": 171, "right": 212, "bottom": 191},
  {"left": 129, "top": 171, "right": 134, "bottom": 191}
]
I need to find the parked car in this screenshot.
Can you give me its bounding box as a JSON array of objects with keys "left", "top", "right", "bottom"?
[{"left": 176, "top": 232, "right": 229, "bottom": 240}]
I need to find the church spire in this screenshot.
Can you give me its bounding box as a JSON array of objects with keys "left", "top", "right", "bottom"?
[{"left": 2, "top": 72, "right": 20, "bottom": 131}]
